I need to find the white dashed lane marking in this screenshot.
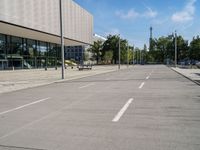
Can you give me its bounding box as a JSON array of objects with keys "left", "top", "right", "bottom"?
[
  {"left": 112, "top": 98, "right": 133, "bottom": 122},
  {"left": 0, "top": 97, "right": 51, "bottom": 116}
]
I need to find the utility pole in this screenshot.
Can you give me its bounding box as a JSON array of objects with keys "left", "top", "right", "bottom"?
[
  {"left": 175, "top": 30, "right": 177, "bottom": 67},
  {"left": 132, "top": 45, "right": 134, "bottom": 65},
  {"left": 127, "top": 43, "right": 129, "bottom": 68},
  {"left": 118, "top": 35, "right": 121, "bottom": 69},
  {"left": 59, "top": 0, "right": 65, "bottom": 79}
]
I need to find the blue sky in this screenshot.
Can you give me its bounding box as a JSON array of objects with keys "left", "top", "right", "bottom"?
[{"left": 74, "top": 0, "right": 200, "bottom": 48}]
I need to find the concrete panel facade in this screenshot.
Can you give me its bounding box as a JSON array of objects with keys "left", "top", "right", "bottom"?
[{"left": 0, "top": 0, "right": 93, "bottom": 45}]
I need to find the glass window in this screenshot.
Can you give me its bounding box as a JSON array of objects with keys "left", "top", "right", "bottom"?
[
  {"left": 39, "top": 41, "right": 48, "bottom": 57},
  {"left": 49, "top": 43, "right": 57, "bottom": 57},
  {"left": 57, "top": 45, "right": 61, "bottom": 61},
  {"left": 0, "top": 34, "right": 6, "bottom": 59},
  {"left": 26, "top": 39, "right": 36, "bottom": 57},
  {"left": 10, "top": 36, "right": 23, "bottom": 56},
  {"left": 48, "top": 43, "right": 57, "bottom": 67},
  {"left": 22, "top": 39, "right": 37, "bottom": 69},
  {"left": 6, "top": 36, "right": 23, "bottom": 68}
]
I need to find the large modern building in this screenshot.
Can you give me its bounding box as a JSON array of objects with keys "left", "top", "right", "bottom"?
[{"left": 0, "top": 0, "right": 93, "bottom": 69}]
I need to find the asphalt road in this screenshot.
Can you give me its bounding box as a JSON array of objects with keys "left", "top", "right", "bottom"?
[{"left": 0, "top": 65, "right": 199, "bottom": 150}]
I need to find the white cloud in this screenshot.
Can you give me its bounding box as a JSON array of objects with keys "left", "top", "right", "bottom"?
[
  {"left": 115, "top": 7, "right": 157, "bottom": 20},
  {"left": 143, "top": 7, "right": 157, "bottom": 18},
  {"left": 115, "top": 9, "right": 139, "bottom": 20},
  {"left": 171, "top": 0, "right": 196, "bottom": 23}
]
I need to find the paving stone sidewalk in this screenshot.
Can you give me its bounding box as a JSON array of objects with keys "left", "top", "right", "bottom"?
[
  {"left": 0, "top": 65, "right": 131, "bottom": 94},
  {"left": 171, "top": 67, "right": 200, "bottom": 84}
]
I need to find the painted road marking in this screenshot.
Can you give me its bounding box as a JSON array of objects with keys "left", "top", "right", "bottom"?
[
  {"left": 112, "top": 98, "right": 133, "bottom": 122},
  {"left": 0, "top": 97, "right": 50, "bottom": 116},
  {"left": 79, "top": 83, "right": 95, "bottom": 89},
  {"left": 0, "top": 94, "right": 93, "bottom": 140},
  {"left": 139, "top": 82, "right": 145, "bottom": 89},
  {"left": 146, "top": 76, "right": 150, "bottom": 80}
]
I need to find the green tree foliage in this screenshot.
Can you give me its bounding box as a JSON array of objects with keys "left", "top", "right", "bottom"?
[
  {"left": 88, "top": 40, "right": 103, "bottom": 64},
  {"left": 177, "top": 36, "right": 189, "bottom": 61},
  {"left": 149, "top": 34, "right": 189, "bottom": 63},
  {"left": 102, "top": 35, "right": 119, "bottom": 64},
  {"left": 128, "top": 46, "right": 134, "bottom": 64},
  {"left": 84, "top": 52, "right": 89, "bottom": 61},
  {"left": 102, "top": 35, "right": 128, "bottom": 64},
  {"left": 141, "top": 44, "right": 148, "bottom": 63},
  {"left": 134, "top": 47, "right": 141, "bottom": 64},
  {"left": 189, "top": 36, "right": 200, "bottom": 61},
  {"left": 88, "top": 33, "right": 200, "bottom": 65},
  {"left": 103, "top": 50, "right": 113, "bottom": 64}
]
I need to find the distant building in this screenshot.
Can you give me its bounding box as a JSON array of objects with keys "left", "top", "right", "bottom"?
[
  {"left": 65, "top": 45, "right": 84, "bottom": 63},
  {"left": 65, "top": 34, "right": 107, "bottom": 64},
  {"left": 0, "top": 0, "right": 93, "bottom": 69}
]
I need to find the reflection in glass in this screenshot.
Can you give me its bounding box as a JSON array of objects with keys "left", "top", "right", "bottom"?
[
  {"left": 0, "top": 34, "right": 8, "bottom": 69},
  {"left": 0, "top": 33, "right": 70, "bottom": 70}
]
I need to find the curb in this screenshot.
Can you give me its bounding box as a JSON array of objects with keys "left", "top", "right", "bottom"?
[
  {"left": 0, "top": 66, "right": 133, "bottom": 94},
  {"left": 170, "top": 67, "right": 200, "bottom": 86}
]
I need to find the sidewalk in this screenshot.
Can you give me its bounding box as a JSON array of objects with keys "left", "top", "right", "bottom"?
[
  {"left": 171, "top": 67, "right": 200, "bottom": 85},
  {"left": 0, "top": 65, "right": 131, "bottom": 94}
]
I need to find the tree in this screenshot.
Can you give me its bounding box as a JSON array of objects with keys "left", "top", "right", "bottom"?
[
  {"left": 142, "top": 44, "right": 148, "bottom": 63},
  {"left": 134, "top": 47, "right": 141, "bottom": 64},
  {"left": 102, "top": 35, "right": 128, "bottom": 64},
  {"left": 103, "top": 50, "right": 113, "bottom": 64},
  {"left": 84, "top": 52, "right": 89, "bottom": 61},
  {"left": 189, "top": 36, "right": 200, "bottom": 61},
  {"left": 147, "top": 34, "right": 189, "bottom": 64},
  {"left": 88, "top": 40, "right": 103, "bottom": 64},
  {"left": 102, "top": 35, "right": 120, "bottom": 64}
]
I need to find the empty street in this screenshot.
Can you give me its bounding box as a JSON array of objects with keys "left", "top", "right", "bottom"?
[{"left": 0, "top": 65, "right": 200, "bottom": 150}]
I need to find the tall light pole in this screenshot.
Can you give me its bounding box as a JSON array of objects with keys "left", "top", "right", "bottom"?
[
  {"left": 175, "top": 30, "right": 177, "bottom": 67},
  {"left": 140, "top": 50, "right": 142, "bottom": 65},
  {"left": 127, "top": 43, "right": 129, "bottom": 68},
  {"left": 132, "top": 45, "right": 134, "bottom": 65},
  {"left": 59, "top": 0, "right": 65, "bottom": 79},
  {"left": 118, "top": 35, "right": 121, "bottom": 69}
]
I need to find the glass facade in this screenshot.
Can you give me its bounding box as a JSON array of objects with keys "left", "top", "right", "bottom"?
[
  {"left": 0, "top": 33, "right": 62, "bottom": 70},
  {"left": 65, "top": 46, "right": 84, "bottom": 63},
  {"left": 0, "top": 34, "right": 8, "bottom": 69},
  {"left": 0, "top": 33, "right": 87, "bottom": 70}
]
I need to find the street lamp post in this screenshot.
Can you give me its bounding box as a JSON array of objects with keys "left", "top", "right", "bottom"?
[
  {"left": 140, "top": 50, "right": 142, "bottom": 65},
  {"left": 175, "top": 30, "right": 177, "bottom": 67},
  {"left": 118, "top": 35, "right": 121, "bottom": 69},
  {"left": 136, "top": 50, "right": 138, "bottom": 64},
  {"left": 132, "top": 45, "right": 134, "bottom": 65},
  {"left": 59, "top": 0, "right": 65, "bottom": 79},
  {"left": 127, "top": 43, "right": 129, "bottom": 68}
]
